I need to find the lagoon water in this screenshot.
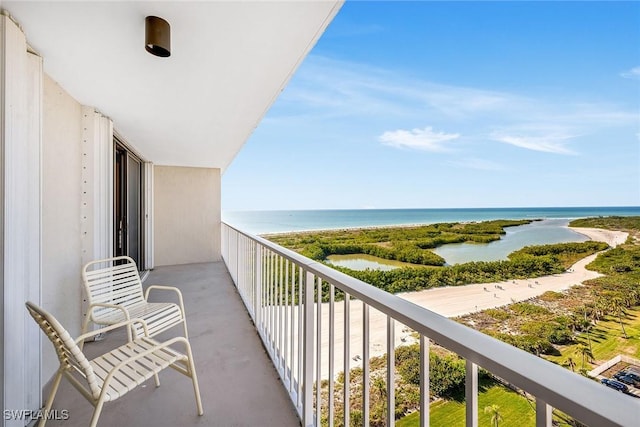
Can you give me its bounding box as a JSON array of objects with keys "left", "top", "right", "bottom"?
[
  {"left": 223, "top": 206, "right": 639, "bottom": 267},
  {"left": 431, "top": 219, "right": 588, "bottom": 265}
]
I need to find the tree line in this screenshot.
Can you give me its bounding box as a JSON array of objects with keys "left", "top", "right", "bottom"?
[{"left": 329, "top": 241, "right": 607, "bottom": 297}]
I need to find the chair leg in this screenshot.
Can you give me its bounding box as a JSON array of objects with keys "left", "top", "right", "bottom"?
[
  {"left": 89, "top": 399, "right": 105, "bottom": 427},
  {"left": 153, "top": 372, "right": 160, "bottom": 387},
  {"left": 38, "top": 371, "right": 63, "bottom": 427},
  {"left": 190, "top": 364, "right": 204, "bottom": 416},
  {"left": 184, "top": 345, "right": 203, "bottom": 415}
]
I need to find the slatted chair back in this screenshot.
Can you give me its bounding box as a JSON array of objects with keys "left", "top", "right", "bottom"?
[
  {"left": 82, "top": 256, "right": 145, "bottom": 323},
  {"left": 25, "top": 301, "right": 101, "bottom": 400}
]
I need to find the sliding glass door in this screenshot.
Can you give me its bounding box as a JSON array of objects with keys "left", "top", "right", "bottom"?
[{"left": 114, "top": 141, "right": 144, "bottom": 267}]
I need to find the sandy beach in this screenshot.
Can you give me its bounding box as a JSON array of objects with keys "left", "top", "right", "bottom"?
[
  {"left": 398, "top": 227, "right": 627, "bottom": 317},
  {"left": 274, "top": 227, "right": 628, "bottom": 380}
]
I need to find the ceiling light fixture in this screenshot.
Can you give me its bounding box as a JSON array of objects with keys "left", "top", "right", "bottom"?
[{"left": 145, "top": 16, "right": 171, "bottom": 57}]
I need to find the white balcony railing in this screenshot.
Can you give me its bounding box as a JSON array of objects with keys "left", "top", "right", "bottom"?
[{"left": 221, "top": 222, "right": 637, "bottom": 427}]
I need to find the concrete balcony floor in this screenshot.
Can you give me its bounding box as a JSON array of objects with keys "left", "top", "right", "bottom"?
[{"left": 43, "top": 262, "right": 300, "bottom": 427}]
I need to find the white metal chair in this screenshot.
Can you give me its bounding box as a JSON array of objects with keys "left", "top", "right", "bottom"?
[
  {"left": 26, "top": 301, "right": 203, "bottom": 427},
  {"left": 82, "top": 256, "right": 188, "bottom": 341}
]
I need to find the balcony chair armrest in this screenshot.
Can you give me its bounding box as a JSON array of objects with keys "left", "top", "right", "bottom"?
[
  {"left": 86, "top": 303, "right": 130, "bottom": 323},
  {"left": 144, "top": 285, "right": 186, "bottom": 315}
]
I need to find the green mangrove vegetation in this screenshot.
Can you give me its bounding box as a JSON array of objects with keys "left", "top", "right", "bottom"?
[
  {"left": 266, "top": 220, "right": 608, "bottom": 298},
  {"left": 343, "top": 240, "right": 607, "bottom": 295},
  {"left": 268, "top": 219, "right": 532, "bottom": 267}
]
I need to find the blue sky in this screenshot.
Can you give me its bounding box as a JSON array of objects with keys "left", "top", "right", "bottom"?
[{"left": 222, "top": 1, "right": 640, "bottom": 211}]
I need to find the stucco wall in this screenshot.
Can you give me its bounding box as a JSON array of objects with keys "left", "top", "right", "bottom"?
[
  {"left": 42, "top": 74, "right": 83, "bottom": 380},
  {"left": 154, "top": 166, "right": 221, "bottom": 266}
]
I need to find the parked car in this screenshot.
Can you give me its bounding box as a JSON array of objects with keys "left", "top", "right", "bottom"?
[
  {"left": 623, "top": 371, "right": 640, "bottom": 383},
  {"left": 614, "top": 371, "right": 627, "bottom": 381},
  {"left": 601, "top": 378, "right": 629, "bottom": 392},
  {"left": 615, "top": 374, "right": 639, "bottom": 387},
  {"left": 626, "top": 367, "right": 640, "bottom": 377}
]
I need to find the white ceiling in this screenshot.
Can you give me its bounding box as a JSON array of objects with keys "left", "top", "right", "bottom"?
[{"left": 4, "top": 0, "right": 343, "bottom": 170}]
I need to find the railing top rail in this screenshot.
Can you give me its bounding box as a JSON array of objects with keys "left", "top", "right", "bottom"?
[{"left": 223, "top": 222, "right": 640, "bottom": 426}]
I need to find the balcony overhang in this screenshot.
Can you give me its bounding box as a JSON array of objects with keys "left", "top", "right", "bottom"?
[{"left": 4, "top": 0, "right": 343, "bottom": 170}]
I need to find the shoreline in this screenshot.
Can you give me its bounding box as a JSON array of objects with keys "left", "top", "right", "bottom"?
[
  {"left": 397, "top": 226, "right": 627, "bottom": 318},
  {"left": 569, "top": 226, "right": 628, "bottom": 247}
]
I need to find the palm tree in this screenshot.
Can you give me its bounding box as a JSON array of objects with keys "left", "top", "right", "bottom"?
[
  {"left": 592, "top": 296, "right": 608, "bottom": 324},
  {"left": 484, "top": 404, "right": 503, "bottom": 427},
  {"left": 563, "top": 356, "right": 576, "bottom": 372},
  {"left": 582, "top": 321, "right": 593, "bottom": 354},
  {"left": 629, "top": 289, "right": 640, "bottom": 306},
  {"left": 568, "top": 314, "right": 581, "bottom": 334},
  {"left": 577, "top": 344, "right": 593, "bottom": 369},
  {"left": 610, "top": 297, "right": 628, "bottom": 339}
]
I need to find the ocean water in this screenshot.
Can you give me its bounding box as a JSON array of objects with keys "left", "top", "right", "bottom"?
[
  {"left": 431, "top": 218, "right": 588, "bottom": 264},
  {"left": 223, "top": 206, "right": 640, "bottom": 235}
]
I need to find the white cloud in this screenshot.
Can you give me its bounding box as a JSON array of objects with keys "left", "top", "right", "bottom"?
[
  {"left": 450, "top": 157, "right": 506, "bottom": 171},
  {"left": 276, "top": 56, "right": 519, "bottom": 121},
  {"left": 278, "top": 56, "right": 637, "bottom": 125},
  {"left": 269, "top": 56, "right": 637, "bottom": 158},
  {"left": 490, "top": 131, "right": 577, "bottom": 155},
  {"left": 621, "top": 66, "right": 640, "bottom": 79},
  {"left": 379, "top": 127, "right": 460, "bottom": 151}
]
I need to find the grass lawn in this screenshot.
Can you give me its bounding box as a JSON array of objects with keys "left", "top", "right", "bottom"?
[
  {"left": 545, "top": 307, "right": 640, "bottom": 369},
  {"left": 396, "top": 381, "right": 536, "bottom": 427}
]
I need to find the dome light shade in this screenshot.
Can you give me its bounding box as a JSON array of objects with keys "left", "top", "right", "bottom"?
[{"left": 145, "top": 16, "right": 171, "bottom": 57}]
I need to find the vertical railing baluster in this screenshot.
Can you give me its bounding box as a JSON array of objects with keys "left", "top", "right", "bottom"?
[
  {"left": 284, "top": 259, "right": 290, "bottom": 385},
  {"left": 328, "top": 283, "right": 335, "bottom": 427},
  {"left": 274, "top": 254, "right": 279, "bottom": 362},
  {"left": 236, "top": 234, "right": 241, "bottom": 293},
  {"left": 278, "top": 255, "right": 284, "bottom": 369},
  {"left": 242, "top": 237, "right": 246, "bottom": 300},
  {"left": 344, "top": 293, "right": 350, "bottom": 427},
  {"left": 235, "top": 227, "right": 239, "bottom": 287},
  {"left": 303, "top": 270, "right": 314, "bottom": 427},
  {"left": 465, "top": 360, "right": 478, "bottom": 427},
  {"left": 239, "top": 234, "right": 243, "bottom": 298},
  {"left": 297, "top": 266, "right": 304, "bottom": 408},
  {"left": 267, "top": 251, "right": 273, "bottom": 355},
  {"left": 264, "top": 250, "right": 269, "bottom": 337},
  {"left": 255, "top": 244, "right": 262, "bottom": 334},
  {"left": 316, "top": 276, "right": 322, "bottom": 427},
  {"left": 363, "top": 303, "right": 370, "bottom": 427},
  {"left": 265, "top": 251, "right": 270, "bottom": 345},
  {"left": 289, "top": 261, "right": 296, "bottom": 394},
  {"left": 420, "top": 334, "right": 429, "bottom": 427},
  {"left": 271, "top": 251, "right": 276, "bottom": 352},
  {"left": 536, "top": 398, "right": 552, "bottom": 427},
  {"left": 387, "top": 317, "right": 395, "bottom": 427},
  {"left": 251, "top": 241, "right": 256, "bottom": 316}
]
